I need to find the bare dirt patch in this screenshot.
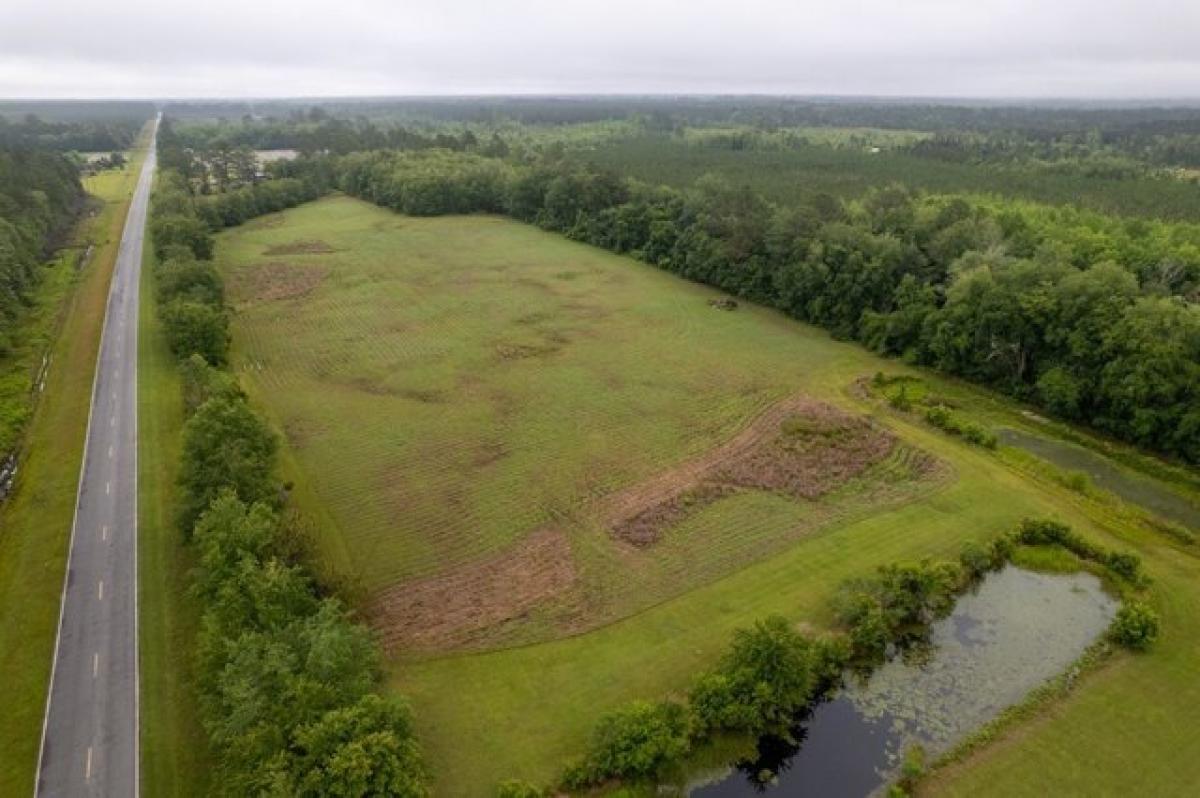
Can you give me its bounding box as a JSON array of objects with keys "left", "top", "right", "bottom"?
[
  {"left": 367, "top": 528, "right": 577, "bottom": 651},
  {"left": 609, "top": 397, "right": 897, "bottom": 547},
  {"left": 233, "top": 262, "right": 327, "bottom": 303},
  {"left": 262, "top": 239, "right": 336, "bottom": 255}
]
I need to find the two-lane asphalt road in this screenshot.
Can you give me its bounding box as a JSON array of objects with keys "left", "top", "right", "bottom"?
[{"left": 36, "top": 115, "right": 158, "bottom": 798}]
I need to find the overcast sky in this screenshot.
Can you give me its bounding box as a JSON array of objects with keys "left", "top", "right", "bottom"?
[{"left": 3, "top": 0, "right": 1199, "bottom": 99}]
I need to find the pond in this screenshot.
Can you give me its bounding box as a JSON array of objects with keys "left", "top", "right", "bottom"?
[
  {"left": 997, "top": 427, "right": 1200, "bottom": 531},
  {"left": 681, "top": 566, "right": 1118, "bottom": 797}
]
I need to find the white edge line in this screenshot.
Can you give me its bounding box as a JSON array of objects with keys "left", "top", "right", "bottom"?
[
  {"left": 133, "top": 115, "right": 158, "bottom": 798},
  {"left": 34, "top": 116, "right": 156, "bottom": 798}
]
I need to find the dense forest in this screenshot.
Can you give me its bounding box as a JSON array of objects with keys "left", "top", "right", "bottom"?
[
  {"left": 0, "top": 145, "right": 84, "bottom": 356},
  {"left": 264, "top": 146, "right": 1199, "bottom": 465},
  {"left": 159, "top": 96, "right": 1200, "bottom": 131},
  {"left": 572, "top": 134, "right": 1200, "bottom": 221},
  {"left": 0, "top": 113, "right": 142, "bottom": 152}
]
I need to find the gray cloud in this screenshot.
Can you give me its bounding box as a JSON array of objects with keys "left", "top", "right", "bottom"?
[{"left": 2, "top": 0, "right": 1199, "bottom": 98}]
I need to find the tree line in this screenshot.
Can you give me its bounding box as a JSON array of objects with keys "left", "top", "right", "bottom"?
[
  {"left": 0, "top": 146, "right": 84, "bottom": 357},
  {"left": 275, "top": 148, "right": 1200, "bottom": 465},
  {"left": 0, "top": 113, "right": 141, "bottom": 152},
  {"left": 148, "top": 132, "right": 428, "bottom": 794}
]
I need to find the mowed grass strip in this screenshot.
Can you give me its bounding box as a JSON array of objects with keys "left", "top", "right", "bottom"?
[{"left": 0, "top": 126, "right": 149, "bottom": 794}]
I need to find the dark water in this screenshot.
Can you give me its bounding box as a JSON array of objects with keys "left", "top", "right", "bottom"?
[
  {"left": 997, "top": 427, "right": 1200, "bottom": 531},
  {"left": 683, "top": 567, "right": 1117, "bottom": 798}
]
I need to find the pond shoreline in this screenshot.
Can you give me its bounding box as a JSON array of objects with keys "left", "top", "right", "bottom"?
[{"left": 676, "top": 566, "right": 1118, "bottom": 798}]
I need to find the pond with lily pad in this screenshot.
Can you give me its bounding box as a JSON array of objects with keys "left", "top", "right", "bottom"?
[{"left": 681, "top": 565, "right": 1118, "bottom": 797}]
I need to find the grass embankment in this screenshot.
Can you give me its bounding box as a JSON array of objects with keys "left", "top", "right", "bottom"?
[
  {"left": 137, "top": 233, "right": 211, "bottom": 793},
  {"left": 0, "top": 126, "right": 149, "bottom": 794},
  {"left": 212, "top": 195, "right": 1199, "bottom": 795}
]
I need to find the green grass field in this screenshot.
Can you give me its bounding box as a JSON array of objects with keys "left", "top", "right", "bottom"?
[
  {"left": 0, "top": 132, "right": 148, "bottom": 794},
  {"left": 212, "top": 195, "right": 1200, "bottom": 795}
]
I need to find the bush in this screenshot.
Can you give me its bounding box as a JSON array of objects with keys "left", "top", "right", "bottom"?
[
  {"left": 1109, "top": 601, "right": 1160, "bottom": 650},
  {"left": 158, "top": 258, "right": 224, "bottom": 306},
  {"left": 281, "top": 694, "right": 427, "bottom": 797},
  {"left": 689, "top": 615, "right": 814, "bottom": 734},
  {"left": 924, "top": 405, "right": 997, "bottom": 448},
  {"left": 162, "top": 299, "right": 229, "bottom": 365},
  {"left": 834, "top": 560, "right": 963, "bottom": 661},
  {"left": 150, "top": 212, "right": 214, "bottom": 260},
  {"left": 959, "top": 541, "right": 994, "bottom": 580},
  {"left": 846, "top": 601, "right": 890, "bottom": 661},
  {"left": 1104, "top": 550, "right": 1144, "bottom": 582},
  {"left": 809, "top": 635, "right": 852, "bottom": 690},
  {"left": 179, "top": 395, "right": 278, "bottom": 530},
  {"left": 562, "top": 700, "right": 692, "bottom": 788},
  {"left": 179, "top": 353, "right": 242, "bottom": 416}
]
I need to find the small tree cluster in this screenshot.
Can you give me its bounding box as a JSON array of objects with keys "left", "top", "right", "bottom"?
[
  {"left": 562, "top": 616, "right": 845, "bottom": 789},
  {"left": 834, "top": 559, "right": 965, "bottom": 661}
]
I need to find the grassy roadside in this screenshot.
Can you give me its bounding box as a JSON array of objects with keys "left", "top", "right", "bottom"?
[
  {"left": 0, "top": 124, "right": 150, "bottom": 795},
  {"left": 136, "top": 225, "right": 211, "bottom": 795}
]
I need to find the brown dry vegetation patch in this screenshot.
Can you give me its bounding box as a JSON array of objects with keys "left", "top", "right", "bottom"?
[
  {"left": 368, "top": 528, "right": 577, "bottom": 652},
  {"left": 495, "top": 341, "right": 560, "bottom": 360},
  {"left": 234, "top": 261, "right": 327, "bottom": 302},
  {"left": 717, "top": 410, "right": 895, "bottom": 499},
  {"left": 610, "top": 397, "right": 897, "bottom": 547},
  {"left": 262, "top": 238, "right": 336, "bottom": 255},
  {"left": 366, "top": 392, "right": 937, "bottom": 650}
]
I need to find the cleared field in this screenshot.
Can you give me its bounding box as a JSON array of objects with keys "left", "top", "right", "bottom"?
[
  {"left": 218, "top": 196, "right": 940, "bottom": 649},
  {"left": 214, "top": 196, "right": 1200, "bottom": 796}
]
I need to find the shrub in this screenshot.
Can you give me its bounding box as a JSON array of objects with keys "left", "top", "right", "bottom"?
[
  {"left": 834, "top": 559, "right": 963, "bottom": 661},
  {"left": 150, "top": 212, "right": 214, "bottom": 260},
  {"left": 689, "top": 616, "right": 815, "bottom": 734},
  {"left": 847, "top": 601, "right": 890, "bottom": 661},
  {"left": 924, "top": 404, "right": 997, "bottom": 448},
  {"left": 958, "top": 541, "right": 994, "bottom": 580},
  {"left": 562, "top": 700, "right": 692, "bottom": 788},
  {"left": 1109, "top": 602, "right": 1160, "bottom": 650},
  {"left": 1104, "top": 550, "right": 1144, "bottom": 582},
  {"left": 987, "top": 534, "right": 1016, "bottom": 568},
  {"left": 158, "top": 257, "right": 224, "bottom": 306},
  {"left": 179, "top": 394, "right": 278, "bottom": 530},
  {"left": 809, "top": 635, "right": 853, "bottom": 691},
  {"left": 282, "top": 694, "right": 427, "bottom": 797},
  {"left": 161, "top": 299, "right": 229, "bottom": 365},
  {"left": 179, "top": 353, "right": 242, "bottom": 416}
]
